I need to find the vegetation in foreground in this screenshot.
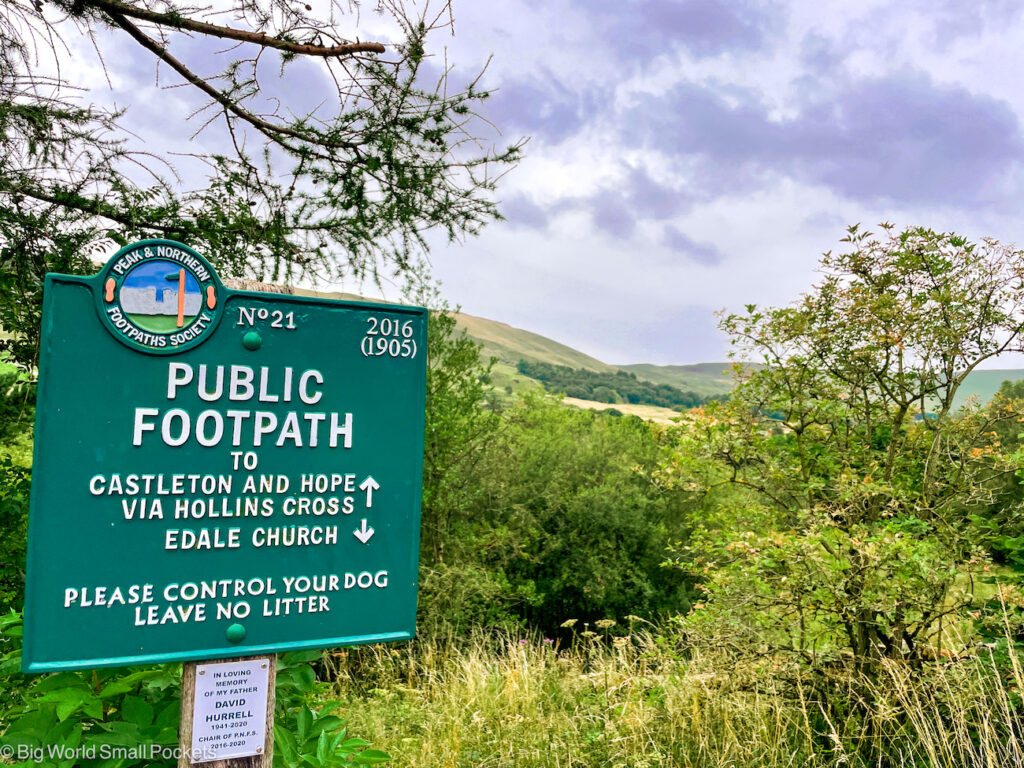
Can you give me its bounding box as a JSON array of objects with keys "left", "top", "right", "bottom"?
[
  {"left": 331, "top": 628, "right": 1024, "bottom": 768},
  {"left": 5, "top": 225, "right": 1024, "bottom": 766}
]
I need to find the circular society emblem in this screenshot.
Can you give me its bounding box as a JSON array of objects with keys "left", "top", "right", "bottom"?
[{"left": 97, "top": 240, "right": 223, "bottom": 354}]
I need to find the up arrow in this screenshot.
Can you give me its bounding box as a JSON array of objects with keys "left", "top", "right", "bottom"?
[
  {"left": 359, "top": 476, "right": 380, "bottom": 508},
  {"left": 353, "top": 519, "right": 375, "bottom": 544}
]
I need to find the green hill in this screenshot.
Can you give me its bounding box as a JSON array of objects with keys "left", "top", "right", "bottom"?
[
  {"left": 617, "top": 363, "right": 739, "bottom": 399},
  {"left": 620, "top": 364, "right": 1024, "bottom": 410},
  {"left": 291, "top": 292, "right": 738, "bottom": 398},
  {"left": 453, "top": 312, "right": 618, "bottom": 373}
]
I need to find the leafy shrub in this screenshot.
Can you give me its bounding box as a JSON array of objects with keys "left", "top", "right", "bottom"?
[
  {"left": 0, "top": 456, "right": 28, "bottom": 613},
  {"left": 473, "top": 395, "right": 693, "bottom": 632},
  {"left": 0, "top": 614, "right": 390, "bottom": 767}
]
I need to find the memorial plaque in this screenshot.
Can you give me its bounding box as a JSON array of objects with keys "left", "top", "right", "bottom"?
[
  {"left": 23, "top": 240, "right": 427, "bottom": 672},
  {"left": 191, "top": 659, "right": 270, "bottom": 761}
]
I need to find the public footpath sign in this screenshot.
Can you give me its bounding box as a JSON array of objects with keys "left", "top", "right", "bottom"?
[{"left": 22, "top": 240, "right": 427, "bottom": 673}]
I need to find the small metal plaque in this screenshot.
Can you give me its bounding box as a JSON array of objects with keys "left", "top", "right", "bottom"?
[{"left": 191, "top": 659, "right": 270, "bottom": 761}]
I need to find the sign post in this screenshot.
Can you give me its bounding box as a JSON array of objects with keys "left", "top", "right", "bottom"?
[
  {"left": 179, "top": 655, "right": 276, "bottom": 767},
  {"left": 23, "top": 240, "right": 427, "bottom": 765}
]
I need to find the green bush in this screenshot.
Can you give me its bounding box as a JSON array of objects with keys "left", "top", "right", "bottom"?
[
  {"left": 0, "top": 614, "right": 390, "bottom": 767},
  {"left": 463, "top": 396, "right": 693, "bottom": 633},
  {"left": 0, "top": 457, "right": 28, "bottom": 613}
]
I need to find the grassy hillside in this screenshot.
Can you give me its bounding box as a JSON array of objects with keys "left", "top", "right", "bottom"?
[
  {"left": 293, "top": 290, "right": 614, "bottom": 370},
  {"left": 619, "top": 364, "right": 1024, "bottom": 409},
  {"left": 453, "top": 312, "right": 618, "bottom": 373},
  {"left": 618, "top": 362, "right": 738, "bottom": 398}
]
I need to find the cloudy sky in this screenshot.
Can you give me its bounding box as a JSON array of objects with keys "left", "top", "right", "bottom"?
[
  {"left": 417, "top": 0, "right": 1024, "bottom": 365},
  {"left": 51, "top": 0, "right": 1024, "bottom": 365}
]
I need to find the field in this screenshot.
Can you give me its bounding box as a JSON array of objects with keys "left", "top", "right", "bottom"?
[
  {"left": 562, "top": 396, "right": 681, "bottom": 424},
  {"left": 126, "top": 314, "right": 194, "bottom": 332}
]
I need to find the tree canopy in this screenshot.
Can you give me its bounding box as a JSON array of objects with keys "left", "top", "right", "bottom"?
[
  {"left": 0, "top": 0, "right": 521, "bottom": 367},
  {"left": 662, "top": 225, "right": 1024, "bottom": 669}
]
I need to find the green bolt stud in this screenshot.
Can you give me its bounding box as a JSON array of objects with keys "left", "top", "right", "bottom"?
[
  {"left": 242, "top": 331, "right": 262, "bottom": 350},
  {"left": 225, "top": 623, "right": 246, "bottom": 642}
]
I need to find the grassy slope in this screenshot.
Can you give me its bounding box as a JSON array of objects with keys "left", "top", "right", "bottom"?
[
  {"left": 453, "top": 312, "right": 618, "bottom": 373},
  {"left": 294, "top": 289, "right": 728, "bottom": 389},
  {"left": 618, "top": 362, "right": 738, "bottom": 398},
  {"left": 621, "top": 364, "right": 1024, "bottom": 410},
  {"left": 335, "top": 633, "right": 1024, "bottom": 768}
]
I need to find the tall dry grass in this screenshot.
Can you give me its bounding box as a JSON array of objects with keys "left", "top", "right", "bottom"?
[{"left": 325, "top": 631, "right": 1024, "bottom": 768}]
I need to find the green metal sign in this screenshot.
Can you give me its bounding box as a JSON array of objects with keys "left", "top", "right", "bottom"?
[{"left": 23, "top": 240, "right": 427, "bottom": 672}]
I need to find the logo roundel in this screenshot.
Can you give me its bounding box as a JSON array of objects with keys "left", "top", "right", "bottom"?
[{"left": 97, "top": 240, "right": 223, "bottom": 354}]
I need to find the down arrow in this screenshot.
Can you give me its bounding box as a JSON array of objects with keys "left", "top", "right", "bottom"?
[{"left": 353, "top": 519, "right": 375, "bottom": 544}]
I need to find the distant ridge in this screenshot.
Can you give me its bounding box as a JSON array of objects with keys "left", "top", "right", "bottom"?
[{"left": 291, "top": 288, "right": 1024, "bottom": 408}]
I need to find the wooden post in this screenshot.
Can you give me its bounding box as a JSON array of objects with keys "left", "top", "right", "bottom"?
[{"left": 178, "top": 655, "right": 276, "bottom": 768}]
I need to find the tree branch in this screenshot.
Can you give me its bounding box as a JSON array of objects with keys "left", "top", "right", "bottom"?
[
  {"left": 87, "top": 0, "right": 386, "bottom": 58},
  {"left": 0, "top": 175, "right": 177, "bottom": 232},
  {"left": 102, "top": 9, "right": 360, "bottom": 152}
]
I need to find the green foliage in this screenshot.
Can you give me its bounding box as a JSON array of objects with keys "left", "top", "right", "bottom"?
[
  {"left": 0, "top": 202, "right": 98, "bottom": 370},
  {"left": 416, "top": 303, "right": 530, "bottom": 633},
  {"left": 0, "top": 616, "right": 389, "bottom": 767},
  {"left": 273, "top": 700, "right": 390, "bottom": 767},
  {"left": 0, "top": 0, "right": 522, "bottom": 370},
  {"left": 420, "top": 307, "right": 500, "bottom": 564},
  {"left": 0, "top": 457, "right": 29, "bottom": 613},
  {"left": 0, "top": 362, "right": 34, "bottom": 468},
  {"left": 661, "top": 225, "right": 1024, "bottom": 668},
  {"left": 968, "top": 379, "right": 1024, "bottom": 570},
  {"left": 272, "top": 652, "right": 391, "bottom": 768},
  {"left": 418, "top": 310, "right": 693, "bottom": 635},
  {"left": 0, "top": 362, "right": 34, "bottom": 613},
  {"left": 517, "top": 359, "right": 711, "bottom": 409},
  {"left": 0, "top": 364, "right": 34, "bottom": 443},
  {"left": 0, "top": 613, "right": 182, "bottom": 767},
  {"left": 475, "top": 395, "right": 692, "bottom": 631}
]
